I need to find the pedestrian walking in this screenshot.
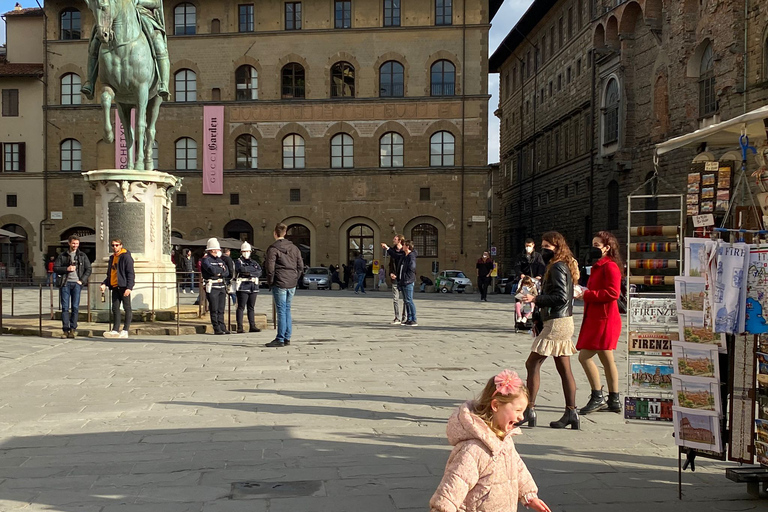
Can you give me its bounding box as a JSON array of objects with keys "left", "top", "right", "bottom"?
[
  {"left": 381, "top": 235, "right": 407, "bottom": 324},
  {"left": 222, "top": 248, "right": 237, "bottom": 306},
  {"left": 476, "top": 251, "right": 494, "bottom": 301},
  {"left": 519, "top": 231, "right": 580, "bottom": 430},
  {"left": 234, "top": 241, "right": 262, "bottom": 334},
  {"left": 429, "top": 369, "right": 551, "bottom": 512},
  {"left": 265, "top": 223, "right": 303, "bottom": 347},
  {"left": 46, "top": 256, "right": 56, "bottom": 286},
  {"left": 54, "top": 235, "right": 92, "bottom": 338},
  {"left": 180, "top": 248, "right": 195, "bottom": 293},
  {"left": 353, "top": 252, "right": 367, "bottom": 294},
  {"left": 100, "top": 238, "right": 134, "bottom": 339},
  {"left": 201, "top": 238, "right": 230, "bottom": 335},
  {"left": 399, "top": 240, "right": 418, "bottom": 326},
  {"left": 575, "top": 231, "right": 623, "bottom": 415}
]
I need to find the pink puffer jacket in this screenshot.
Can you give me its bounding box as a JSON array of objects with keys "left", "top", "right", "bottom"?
[{"left": 430, "top": 401, "right": 538, "bottom": 512}]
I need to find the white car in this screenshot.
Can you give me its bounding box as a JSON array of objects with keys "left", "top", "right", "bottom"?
[
  {"left": 436, "top": 270, "right": 472, "bottom": 293},
  {"left": 302, "top": 267, "right": 331, "bottom": 289}
]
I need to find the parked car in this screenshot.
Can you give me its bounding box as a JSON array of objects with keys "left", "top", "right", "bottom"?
[
  {"left": 302, "top": 267, "right": 331, "bottom": 289},
  {"left": 435, "top": 270, "right": 471, "bottom": 293}
]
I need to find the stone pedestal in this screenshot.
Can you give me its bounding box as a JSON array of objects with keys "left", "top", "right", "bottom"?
[{"left": 83, "top": 169, "right": 181, "bottom": 312}]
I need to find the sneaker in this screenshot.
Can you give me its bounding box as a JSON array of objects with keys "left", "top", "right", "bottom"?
[
  {"left": 66, "top": 330, "right": 76, "bottom": 339},
  {"left": 516, "top": 316, "right": 523, "bottom": 323},
  {"left": 391, "top": 318, "right": 401, "bottom": 325},
  {"left": 103, "top": 330, "right": 119, "bottom": 339},
  {"left": 119, "top": 330, "right": 129, "bottom": 338},
  {"left": 249, "top": 327, "right": 261, "bottom": 333},
  {"left": 405, "top": 321, "right": 418, "bottom": 326},
  {"left": 265, "top": 339, "right": 285, "bottom": 347},
  {"left": 284, "top": 339, "right": 290, "bottom": 346}
]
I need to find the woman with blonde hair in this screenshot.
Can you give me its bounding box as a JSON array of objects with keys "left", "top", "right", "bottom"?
[{"left": 520, "top": 231, "right": 580, "bottom": 429}]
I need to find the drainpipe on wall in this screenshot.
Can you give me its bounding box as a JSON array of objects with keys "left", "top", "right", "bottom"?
[
  {"left": 37, "top": 0, "right": 48, "bottom": 255},
  {"left": 459, "top": 0, "right": 467, "bottom": 255},
  {"left": 589, "top": 48, "right": 596, "bottom": 240}
]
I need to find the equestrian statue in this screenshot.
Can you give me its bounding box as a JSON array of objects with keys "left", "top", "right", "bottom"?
[{"left": 82, "top": 0, "right": 169, "bottom": 171}]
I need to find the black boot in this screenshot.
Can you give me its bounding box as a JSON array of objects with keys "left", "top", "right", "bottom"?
[
  {"left": 580, "top": 390, "right": 608, "bottom": 414},
  {"left": 605, "top": 392, "right": 622, "bottom": 413},
  {"left": 518, "top": 405, "right": 536, "bottom": 427},
  {"left": 550, "top": 407, "right": 580, "bottom": 429}
]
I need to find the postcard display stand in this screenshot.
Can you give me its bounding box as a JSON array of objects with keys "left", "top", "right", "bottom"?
[{"left": 625, "top": 194, "right": 684, "bottom": 421}]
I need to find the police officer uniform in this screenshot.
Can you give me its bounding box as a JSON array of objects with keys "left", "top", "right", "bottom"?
[
  {"left": 201, "top": 238, "right": 230, "bottom": 334},
  {"left": 234, "top": 241, "right": 262, "bottom": 333}
]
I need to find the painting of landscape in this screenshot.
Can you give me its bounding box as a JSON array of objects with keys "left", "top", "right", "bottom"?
[
  {"left": 673, "top": 345, "right": 719, "bottom": 379},
  {"left": 673, "top": 378, "right": 719, "bottom": 411}
]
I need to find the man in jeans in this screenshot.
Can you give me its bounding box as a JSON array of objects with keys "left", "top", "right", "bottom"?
[
  {"left": 381, "top": 235, "right": 406, "bottom": 325},
  {"left": 265, "top": 223, "right": 303, "bottom": 347},
  {"left": 54, "top": 235, "right": 92, "bottom": 338},
  {"left": 353, "top": 252, "right": 367, "bottom": 294},
  {"left": 399, "top": 240, "right": 418, "bottom": 326},
  {"left": 100, "top": 238, "right": 135, "bottom": 339}
]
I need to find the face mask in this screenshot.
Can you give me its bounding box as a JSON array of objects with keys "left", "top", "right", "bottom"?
[
  {"left": 242, "top": 252, "right": 251, "bottom": 259},
  {"left": 525, "top": 246, "right": 533, "bottom": 254},
  {"left": 541, "top": 248, "right": 554, "bottom": 263},
  {"left": 589, "top": 246, "right": 604, "bottom": 261}
]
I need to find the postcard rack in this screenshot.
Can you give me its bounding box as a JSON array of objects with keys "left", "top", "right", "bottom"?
[{"left": 624, "top": 194, "right": 684, "bottom": 421}]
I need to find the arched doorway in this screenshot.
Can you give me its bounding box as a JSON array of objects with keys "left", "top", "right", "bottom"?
[
  {"left": 286, "top": 224, "right": 310, "bottom": 266},
  {"left": 347, "top": 223, "right": 374, "bottom": 264},
  {"left": 223, "top": 219, "right": 253, "bottom": 242},
  {"left": 59, "top": 226, "right": 96, "bottom": 263},
  {"left": 1, "top": 224, "right": 29, "bottom": 280}
]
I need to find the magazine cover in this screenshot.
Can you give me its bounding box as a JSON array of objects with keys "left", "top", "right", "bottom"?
[
  {"left": 684, "top": 237, "right": 709, "bottom": 277},
  {"left": 672, "top": 376, "right": 721, "bottom": 413},
  {"left": 673, "top": 407, "right": 723, "bottom": 452},
  {"left": 629, "top": 297, "right": 678, "bottom": 327},
  {"left": 672, "top": 344, "right": 720, "bottom": 380},
  {"left": 675, "top": 276, "right": 705, "bottom": 326},
  {"left": 745, "top": 248, "right": 768, "bottom": 334},
  {"left": 630, "top": 361, "right": 674, "bottom": 391},
  {"left": 624, "top": 396, "right": 673, "bottom": 421},
  {"left": 628, "top": 331, "right": 676, "bottom": 357}
]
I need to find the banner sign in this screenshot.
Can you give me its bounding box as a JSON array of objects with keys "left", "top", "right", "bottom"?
[
  {"left": 203, "top": 105, "right": 224, "bottom": 195},
  {"left": 114, "top": 109, "right": 136, "bottom": 169}
]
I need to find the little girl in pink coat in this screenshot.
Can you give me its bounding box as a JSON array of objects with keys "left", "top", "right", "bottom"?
[{"left": 430, "top": 370, "right": 550, "bottom": 512}]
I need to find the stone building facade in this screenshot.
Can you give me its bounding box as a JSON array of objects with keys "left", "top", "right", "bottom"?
[
  {"left": 491, "top": 0, "right": 768, "bottom": 276},
  {"left": 40, "top": 0, "right": 499, "bottom": 281}
]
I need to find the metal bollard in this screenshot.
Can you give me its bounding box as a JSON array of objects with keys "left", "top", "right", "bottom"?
[
  {"left": 151, "top": 272, "right": 156, "bottom": 322},
  {"left": 38, "top": 284, "right": 43, "bottom": 337},
  {"left": 87, "top": 281, "right": 91, "bottom": 323},
  {"left": 11, "top": 281, "right": 14, "bottom": 317},
  {"left": 0, "top": 283, "right": 3, "bottom": 334},
  {"left": 49, "top": 281, "right": 54, "bottom": 320},
  {"left": 176, "top": 276, "right": 180, "bottom": 336}
]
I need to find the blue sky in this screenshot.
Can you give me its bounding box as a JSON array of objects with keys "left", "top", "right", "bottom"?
[{"left": 1, "top": 0, "right": 530, "bottom": 163}]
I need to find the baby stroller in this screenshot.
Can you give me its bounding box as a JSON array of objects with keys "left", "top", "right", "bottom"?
[{"left": 513, "top": 278, "right": 540, "bottom": 333}]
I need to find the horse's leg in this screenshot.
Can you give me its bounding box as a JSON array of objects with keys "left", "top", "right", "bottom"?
[
  {"left": 145, "top": 95, "right": 161, "bottom": 170},
  {"left": 117, "top": 103, "right": 134, "bottom": 170},
  {"left": 101, "top": 86, "right": 115, "bottom": 144},
  {"left": 134, "top": 86, "right": 149, "bottom": 171}
]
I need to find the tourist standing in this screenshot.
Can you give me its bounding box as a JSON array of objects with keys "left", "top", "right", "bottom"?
[
  {"left": 180, "top": 249, "right": 195, "bottom": 293},
  {"left": 519, "top": 231, "right": 580, "bottom": 430},
  {"left": 54, "top": 235, "right": 92, "bottom": 338},
  {"left": 381, "top": 235, "right": 406, "bottom": 324},
  {"left": 514, "top": 238, "right": 546, "bottom": 283},
  {"left": 476, "top": 251, "right": 494, "bottom": 302},
  {"left": 234, "top": 241, "right": 262, "bottom": 334},
  {"left": 201, "top": 238, "right": 230, "bottom": 335},
  {"left": 353, "top": 252, "right": 367, "bottom": 294},
  {"left": 100, "top": 238, "right": 134, "bottom": 339},
  {"left": 265, "top": 223, "right": 303, "bottom": 347},
  {"left": 46, "top": 256, "right": 56, "bottom": 286},
  {"left": 400, "top": 240, "right": 418, "bottom": 326},
  {"left": 576, "top": 231, "right": 623, "bottom": 414}
]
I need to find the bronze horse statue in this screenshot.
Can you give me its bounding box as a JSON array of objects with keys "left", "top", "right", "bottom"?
[{"left": 85, "top": 0, "right": 163, "bottom": 171}]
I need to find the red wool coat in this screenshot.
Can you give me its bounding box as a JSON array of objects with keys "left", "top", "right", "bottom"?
[{"left": 576, "top": 257, "right": 622, "bottom": 351}]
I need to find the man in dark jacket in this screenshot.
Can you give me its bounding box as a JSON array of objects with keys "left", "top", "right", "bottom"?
[
  {"left": 180, "top": 249, "right": 195, "bottom": 293},
  {"left": 381, "top": 235, "right": 407, "bottom": 324},
  {"left": 353, "top": 252, "right": 367, "bottom": 294},
  {"left": 201, "top": 238, "right": 230, "bottom": 335},
  {"left": 476, "top": 251, "right": 494, "bottom": 302},
  {"left": 99, "top": 238, "right": 135, "bottom": 339},
  {"left": 399, "top": 240, "right": 418, "bottom": 326},
  {"left": 264, "top": 223, "right": 304, "bottom": 347},
  {"left": 54, "top": 235, "right": 92, "bottom": 338},
  {"left": 514, "top": 238, "right": 546, "bottom": 283}
]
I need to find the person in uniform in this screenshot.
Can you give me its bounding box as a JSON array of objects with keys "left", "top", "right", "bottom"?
[
  {"left": 234, "top": 242, "right": 262, "bottom": 334},
  {"left": 201, "top": 238, "right": 230, "bottom": 335}
]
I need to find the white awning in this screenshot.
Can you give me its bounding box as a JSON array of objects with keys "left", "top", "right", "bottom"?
[{"left": 655, "top": 105, "right": 768, "bottom": 156}]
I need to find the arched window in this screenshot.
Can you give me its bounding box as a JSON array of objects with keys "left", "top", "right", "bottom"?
[
  {"left": 174, "top": 69, "right": 197, "bottom": 102},
  {"left": 412, "top": 223, "right": 438, "bottom": 257},
  {"left": 235, "top": 66, "right": 258, "bottom": 100},
  {"left": 282, "top": 134, "right": 305, "bottom": 169},
  {"left": 699, "top": 42, "right": 716, "bottom": 116},
  {"left": 61, "top": 73, "right": 81, "bottom": 105},
  {"left": 431, "top": 60, "right": 455, "bottom": 96},
  {"left": 347, "top": 224, "right": 373, "bottom": 264},
  {"left": 430, "top": 131, "right": 455, "bottom": 166},
  {"left": 602, "top": 77, "right": 619, "bottom": 145},
  {"left": 60, "top": 9, "right": 81, "bottom": 40},
  {"left": 331, "top": 133, "right": 354, "bottom": 168},
  {"left": 174, "top": 3, "right": 196, "bottom": 35},
  {"left": 286, "top": 224, "right": 311, "bottom": 266},
  {"left": 607, "top": 180, "right": 619, "bottom": 230},
  {"left": 235, "top": 134, "right": 258, "bottom": 169},
  {"left": 61, "top": 139, "right": 82, "bottom": 171},
  {"left": 175, "top": 137, "right": 197, "bottom": 170},
  {"left": 380, "top": 132, "right": 404, "bottom": 167},
  {"left": 223, "top": 219, "right": 253, "bottom": 242},
  {"left": 331, "top": 62, "right": 355, "bottom": 97},
  {"left": 282, "top": 63, "right": 305, "bottom": 99},
  {"left": 379, "top": 61, "right": 404, "bottom": 97}
]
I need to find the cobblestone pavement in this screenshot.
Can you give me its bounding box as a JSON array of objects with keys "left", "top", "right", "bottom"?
[{"left": 0, "top": 288, "right": 761, "bottom": 511}]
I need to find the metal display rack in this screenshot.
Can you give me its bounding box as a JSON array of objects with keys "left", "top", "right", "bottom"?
[{"left": 624, "top": 193, "right": 685, "bottom": 421}]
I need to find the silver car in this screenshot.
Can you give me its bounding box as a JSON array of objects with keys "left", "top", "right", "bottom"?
[{"left": 302, "top": 267, "right": 331, "bottom": 289}]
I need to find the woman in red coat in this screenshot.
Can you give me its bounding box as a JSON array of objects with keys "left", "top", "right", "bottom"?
[{"left": 575, "top": 230, "right": 623, "bottom": 415}]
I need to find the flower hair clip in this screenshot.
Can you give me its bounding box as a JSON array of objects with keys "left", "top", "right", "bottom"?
[{"left": 492, "top": 369, "right": 522, "bottom": 397}]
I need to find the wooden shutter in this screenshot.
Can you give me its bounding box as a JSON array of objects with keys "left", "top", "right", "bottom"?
[{"left": 18, "top": 142, "right": 25, "bottom": 171}]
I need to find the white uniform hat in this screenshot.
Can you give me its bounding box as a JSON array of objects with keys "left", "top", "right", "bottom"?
[
  {"left": 241, "top": 241, "right": 252, "bottom": 252},
  {"left": 206, "top": 238, "right": 221, "bottom": 251}
]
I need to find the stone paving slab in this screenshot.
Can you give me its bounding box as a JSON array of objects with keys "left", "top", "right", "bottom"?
[{"left": 0, "top": 289, "right": 763, "bottom": 511}]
